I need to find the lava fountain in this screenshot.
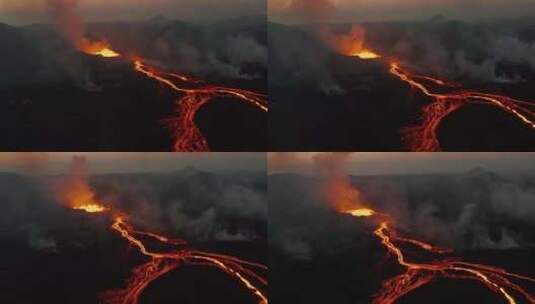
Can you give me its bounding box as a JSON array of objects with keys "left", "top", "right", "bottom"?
[
  {"left": 350, "top": 49, "right": 381, "bottom": 60},
  {"left": 72, "top": 203, "right": 107, "bottom": 213},
  {"left": 332, "top": 25, "right": 381, "bottom": 60},
  {"left": 343, "top": 208, "right": 376, "bottom": 217},
  {"left": 79, "top": 39, "right": 120, "bottom": 58}
]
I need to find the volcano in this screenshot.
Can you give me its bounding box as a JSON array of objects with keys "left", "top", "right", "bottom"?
[
  {"left": 1, "top": 166, "right": 268, "bottom": 304},
  {"left": 269, "top": 18, "right": 535, "bottom": 151},
  {"left": 0, "top": 16, "right": 267, "bottom": 151},
  {"left": 269, "top": 170, "right": 535, "bottom": 303}
]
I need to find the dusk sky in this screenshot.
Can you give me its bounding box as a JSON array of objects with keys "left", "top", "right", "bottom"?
[
  {"left": 269, "top": 0, "right": 535, "bottom": 24},
  {"left": 0, "top": 153, "right": 266, "bottom": 175},
  {"left": 269, "top": 152, "right": 535, "bottom": 176},
  {"left": 0, "top": 0, "right": 265, "bottom": 25}
]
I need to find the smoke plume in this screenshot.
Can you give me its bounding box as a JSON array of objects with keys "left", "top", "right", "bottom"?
[
  {"left": 46, "top": 0, "right": 85, "bottom": 49},
  {"left": 54, "top": 155, "right": 98, "bottom": 209}
]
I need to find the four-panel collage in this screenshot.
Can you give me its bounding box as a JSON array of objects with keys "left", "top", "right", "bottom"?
[{"left": 1, "top": 0, "right": 535, "bottom": 303}]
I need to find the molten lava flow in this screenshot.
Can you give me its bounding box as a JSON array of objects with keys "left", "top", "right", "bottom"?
[
  {"left": 133, "top": 60, "right": 268, "bottom": 151},
  {"left": 342, "top": 208, "right": 535, "bottom": 303},
  {"left": 372, "top": 222, "right": 535, "bottom": 304},
  {"left": 340, "top": 39, "right": 535, "bottom": 150},
  {"left": 71, "top": 207, "right": 267, "bottom": 303},
  {"left": 101, "top": 216, "right": 268, "bottom": 304},
  {"left": 70, "top": 38, "right": 266, "bottom": 151},
  {"left": 336, "top": 25, "right": 381, "bottom": 60},
  {"left": 388, "top": 62, "right": 535, "bottom": 151}
]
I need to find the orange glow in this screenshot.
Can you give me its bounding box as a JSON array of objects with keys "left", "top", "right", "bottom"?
[
  {"left": 336, "top": 25, "right": 380, "bottom": 60},
  {"left": 91, "top": 48, "right": 120, "bottom": 58},
  {"left": 339, "top": 205, "right": 535, "bottom": 303},
  {"left": 350, "top": 49, "right": 381, "bottom": 59},
  {"left": 344, "top": 208, "right": 376, "bottom": 217},
  {"left": 333, "top": 179, "right": 535, "bottom": 303},
  {"left": 61, "top": 159, "right": 267, "bottom": 303},
  {"left": 372, "top": 221, "right": 535, "bottom": 304},
  {"left": 73, "top": 203, "right": 107, "bottom": 213},
  {"left": 60, "top": 170, "right": 107, "bottom": 213},
  {"left": 133, "top": 60, "right": 268, "bottom": 152},
  {"left": 100, "top": 216, "right": 268, "bottom": 304},
  {"left": 333, "top": 25, "right": 534, "bottom": 151},
  {"left": 388, "top": 62, "right": 535, "bottom": 151},
  {"left": 79, "top": 40, "right": 120, "bottom": 58},
  {"left": 324, "top": 176, "right": 376, "bottom": 217}
]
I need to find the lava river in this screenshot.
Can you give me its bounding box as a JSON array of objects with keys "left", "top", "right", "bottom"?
[
  {"left": 83, "top": 44, "right": 267, "bottom": 152},
  {"left": 73, "top": 204, "right": 267, "bottom": 304},
  {"left": 347, "top": 47, "right": 534, "bottom": 151},
  {"left": 343, "top": 208, "right": 535, "bottom": 304}
]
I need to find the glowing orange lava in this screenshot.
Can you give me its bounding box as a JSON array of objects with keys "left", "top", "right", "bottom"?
[
  {"left": 102, "top": 216, "right": 268, "bottom": 304},
  {"left": 73, "top": 38, "right": 266, "bottom": 151},
  {"left": 344, "top": 208, "right": 375, "bottom": 217},
  {"left": 388, "top": 62, "right": 535, "bottom": 151},
  {"left": 351, "top": 49, "right": 381, "bottom": 59},
  {"left": 71, "top": 205, "right": 267, "bottom": 303},
  {"left": 342, "top": 207, "right": 535, "bottom": 303},
  {"left": 340, "top": 37, "right": 535, "bottom": 151},
  {"left": 80, "top": 40, "right": 120, "bottom": 58},
  {"left": 133, "top": 60, "right": 268, "bottom": 152},
  {"left": 91, "top": 48, "right": 120, "bottom": 58},
  {"left": 73, "top": 203, "right": 107, "bottom": 213}
]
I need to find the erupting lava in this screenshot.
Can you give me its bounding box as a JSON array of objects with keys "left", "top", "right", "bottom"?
[
  {"left": 389, "top": 62, "right": 535, "bottom": 151},
  {"left": 77, "top": 39, "right": 267, "bottom": 151},
  {"left": 340, "top": 34, "right": 534, "bottom": 151},
  {"left": 133, "top": 60, "right": 268, "bottom": 151},
  {"left": 73, "top": 203, "right": 107, "bottom": 213},
  {"left": 102, "top": 216, "right": 268, "bottom": 304},
  {"left": 91, "top": 48, "right": 120, "bottom": 58},
  {"left": 343, "top": 208, "right": 376, "bottom": 217},
  {"left": 350, "top": 49, "right": 381, "bottom": 60},
  {"left": 72, "top": 205, "right": 267, "bottom": 304},
  {"left": 81, "top": 41, "right": 120, "bottom": 58},
  {"left": 341, "top": 202, "right": 535, "bottom": 303}
]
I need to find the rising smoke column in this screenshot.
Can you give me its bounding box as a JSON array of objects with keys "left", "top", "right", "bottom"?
[
  {"left": 54, "top": 155, "right": 106, "bottom": 212},
  {"left": 45, "top": 0, "right": 118, "bottom": 56},
  {"left": 311, "top": 153, "right": 375, "bottom": 214},
  {"left": 46, "top": 0, "right": 85, "bottom": 49},
  {"left": 288, "top": 0, "right": 378, "bottom": 58}
]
